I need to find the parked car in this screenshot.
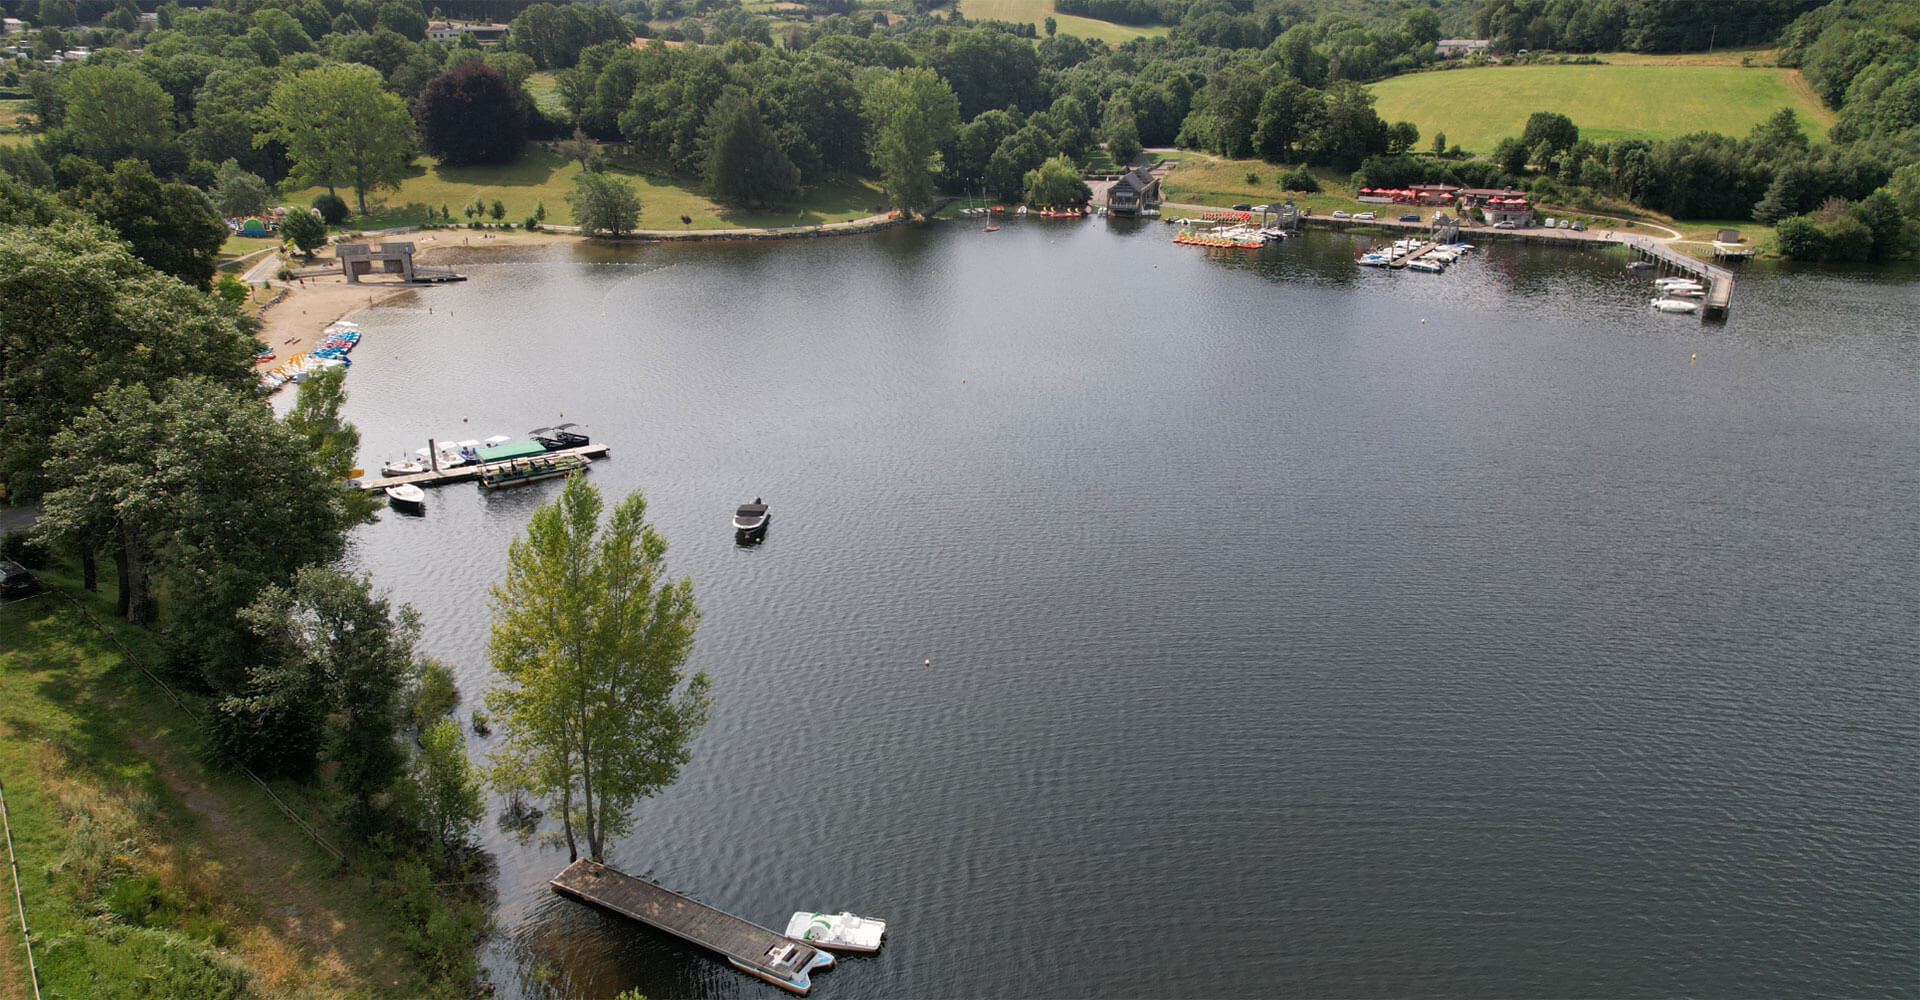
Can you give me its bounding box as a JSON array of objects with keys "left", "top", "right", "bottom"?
[
  {"left": 1331, "top": 210, "right": 1352, "bottom": 219},
  {"left": 0, "top": 560, "right": 38, "bottom": 598},
  {"left": 1493, "top": 220, "right": 1517, "bottom": 229},
  {"left": 1558, "top": 219, "right": 1571, "bottom": 229},
  {"left": 1354, "top": 211, "right": 1377, "bottom": 220},
  {"left": 1544, "top": 217, "right": 1556, "bottom": 227},
  {"left": 1231, "top": 203, "right": 1252, "bottom": 211},
  {"left": 1571, "top": 222, "right": 1586, "bottom": 231},
  {"left": 1399, "top": 214, "right": 1419, "bottom": 222}
]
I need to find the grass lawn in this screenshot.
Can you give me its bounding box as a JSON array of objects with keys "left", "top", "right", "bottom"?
[
  {"left": 1158, "top": 155, "right": 1363, "bottom": 215},
  {"left": 0, "top": 132, "right": 28, "bottom": 148},
  {"left": 283, "top": 146, "right": 888, "bottom": 232},
  {"left": 0, "top": 579, "right": 418, "bottom": 999},
  {"left": 1370, "top": 63, "right": 1835, "bottom": 155},
  {"left": 943, "top": 0, "right": 1165, "bottom": 44},
  {"left": 524, "top": 71, "right": 567, "bottom": 120}
]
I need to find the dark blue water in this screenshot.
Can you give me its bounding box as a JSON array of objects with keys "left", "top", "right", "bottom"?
[{"left": 335, "top": 219, "right": 1920, "bottom": 999}]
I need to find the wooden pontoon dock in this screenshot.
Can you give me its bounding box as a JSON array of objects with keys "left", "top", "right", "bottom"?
[
  {"left": 355, "top": 442, "right": 608, "bottom": 491},
  {"left": 550, "top": 859, "right": 833, "bottom": 995}
]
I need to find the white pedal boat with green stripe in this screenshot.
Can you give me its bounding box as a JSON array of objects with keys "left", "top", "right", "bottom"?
[{"left": 785, "top": 911, "right": 885, "bottom": 953}]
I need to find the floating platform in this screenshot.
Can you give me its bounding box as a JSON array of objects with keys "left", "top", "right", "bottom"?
[
  {"left": 550, "top": 859, "right": 833, "bottom": 995},
  {"left": 355, "top": 443, "right": 607, "bottom": 490}
]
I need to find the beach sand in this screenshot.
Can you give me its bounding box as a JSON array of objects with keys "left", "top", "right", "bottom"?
[{"left": 249, "top": 229, "right": 582, "bottom": 364}]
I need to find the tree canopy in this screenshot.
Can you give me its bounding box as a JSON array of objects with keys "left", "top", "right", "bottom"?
[
  {"left": 66, "top": 158, "right": 229, "bottom": 290},
  {"left": 703, "top": 86, "right": 800, "bottom": 209},
  {"left": 565, "top": 171, "right": 642, "bottom": 236},
  {"left": 485, "top": 477, "right": 710, "bottom": 862},
  {"left": 414, "top": 60, "right": 528, "bottom": 167},
  {"left": 260, "top": 64, "right": 415, "bottom": 215},
  {"left": 864, "top": 66, "right": 959, "bottom": 214}
]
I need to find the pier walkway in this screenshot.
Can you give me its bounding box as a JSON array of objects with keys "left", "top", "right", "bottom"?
[
  {"left": 550, "top": 859, "right": 832, "bottom": 995},
  {"left": 1617, "top": 232, "right": 1735, "bottom": 320},
  {"left": 355, "top": 443, "right": 608, "bottom": 490},
  {"left": 1389, "top": 242, "right": 1440, "bottom": 269}
]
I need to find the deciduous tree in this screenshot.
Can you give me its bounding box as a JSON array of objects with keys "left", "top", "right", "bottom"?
[
  {"left": 414, "top": 60, "right": 528, "bottom": 166},
  {"left": 261, "top": 65, "right": 416, "bottom": 215},
  {"left": 485, "top": 477, "right": 710, "bottom": 862},
  {"left": 863, "top": 66, "right": 958, "bottom": 214},
  {"left": 565, "top": 171, "right": 641, "bottom": 235},
  {"left": 67, "top": 158, "right": 229, "bottom": 289},
  {"left": 1024, "top": 153, "right": 1091, "bottom": 207},
  {"left": 281, "top": 206, "right": 329, "bottom": 256}
]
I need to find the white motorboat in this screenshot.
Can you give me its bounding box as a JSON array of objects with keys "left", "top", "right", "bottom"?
[
  {"left": 381, "top": 457, "right": 431, "bottom": 476},
  {"left": 1407, "top": 258, "right": 1445, "bottom": 273},
  {"left": 385, "top": 483, "right": 425, "bottom": 510},
  {"left": 1650, "top": 297, "right": 1700, "bottom": 313},
  {"left": 784, "top": 911, "right": 886, "bottom": 953},
  {"left": 1654, "top": 277, "right": 1703, "bottom": 290},
  {"left": 734, "top": 499, "right": 770, "bottom": 540}
]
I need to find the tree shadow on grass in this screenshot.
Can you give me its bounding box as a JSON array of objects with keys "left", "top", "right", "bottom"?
[
  {"left": 709, "top": 177, "right": 890, "bottom": 229},
  {"left": 433, "top": 147, "right": 566, "bottom": 189}
]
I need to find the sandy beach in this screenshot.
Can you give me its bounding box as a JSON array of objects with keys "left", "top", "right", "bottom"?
[{"left": 248, "top": 229, "right": 582, "bottom": 364}]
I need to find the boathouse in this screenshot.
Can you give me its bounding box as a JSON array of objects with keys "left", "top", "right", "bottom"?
[
  {"left": 337, "top": 242, "right": 418, "bottom": 283},
  {"left": 1106, "top": 167, "right": 1161, "bottom": 215}
]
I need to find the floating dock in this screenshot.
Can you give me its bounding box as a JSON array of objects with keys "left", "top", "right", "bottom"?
[
  {"left": 355, "top": 443, "right": 608, "bottom": 490},
  {"left": 1618, "top": 232, "right": 1735, "bottom": 321},
  {"left": 1388, "top": 241, "right": 1440, "bottom": 269},
  {"left": 549, "top": 859, "right": 832, "bottom": 995}
]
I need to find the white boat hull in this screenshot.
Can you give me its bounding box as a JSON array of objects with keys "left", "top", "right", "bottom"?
[{"left": 785, "top": 911, "right": 885, "bottom": 953}]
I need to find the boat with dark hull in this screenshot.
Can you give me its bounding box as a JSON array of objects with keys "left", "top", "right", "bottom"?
[
  {"left": 479, "top": 454, "right": 589, "bottom": 489},
  {"left": 734, "top": 499, "right": 770, "bottom": 541}
]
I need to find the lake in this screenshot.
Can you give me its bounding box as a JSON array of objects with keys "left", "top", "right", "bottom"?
[{"left": 335, "top": 218, "right": 1920, "bottom": 999}]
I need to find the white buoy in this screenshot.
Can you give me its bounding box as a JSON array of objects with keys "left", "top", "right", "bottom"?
[{"left": 924, "top": 659, "right": 931, "bottom": 667}]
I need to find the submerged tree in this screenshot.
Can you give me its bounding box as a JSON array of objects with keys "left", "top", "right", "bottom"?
[{"left": 485, "top": 477, "right": 710, "bottom": 862}]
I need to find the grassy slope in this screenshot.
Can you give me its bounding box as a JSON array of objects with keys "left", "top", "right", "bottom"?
[
  {"left": 949, "top": 0, "right": 1165, "bottom": 44},
  {"left": 1369, "top": 63, "right": 1835, "bottom": 154},
  {"left": 0, "top": 581, "right": 416, "bottom": 999},
  {"left": 282, "top": 146, "right": 888, "bottom": 231}
]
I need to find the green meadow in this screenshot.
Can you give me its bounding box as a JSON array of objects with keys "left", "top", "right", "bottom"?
[
  {"left": 948, "top": 0, "right": 1165, "bottom": 45},
  {"left": 280, "top": 146, "right": 888, "bottom": 232},
  {"left": 1369, "top": 63, "right": 1834, "bottom": 155}
]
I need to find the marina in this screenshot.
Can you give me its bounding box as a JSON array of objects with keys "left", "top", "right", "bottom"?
[
  {"left": 549, "top": 860, "right": 834, "bottom": 995},
  {"left": 355, "top": 442, "right": 608, "bottom": 490}
]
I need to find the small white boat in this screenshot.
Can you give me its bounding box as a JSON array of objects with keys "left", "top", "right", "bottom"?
[
  {"left": 1654, "top": 277, "right": 1703, "bottom": 290},
  {"left": 385, "top": 483, "right": 425, "bottom": 510},
  {"left": 785, "top": 911, "right": 886, "bottom": 953},
  {"left": 381, "top": 457, "right": 431, "bottom": 476},
  {"left": 1407, "top": 259, "right": 1445, "bottom": 273},
  {"left": 1650, "top": 297, "right": 1700, "bottom": 313}
]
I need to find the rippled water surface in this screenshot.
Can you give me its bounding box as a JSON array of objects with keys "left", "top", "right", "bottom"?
[{"left": 335, "top": 220, "right": 1920, "bottom": 999}]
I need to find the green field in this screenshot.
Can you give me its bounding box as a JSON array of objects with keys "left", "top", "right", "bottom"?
[
  {"left": 1370, "top": 64, "right": 1834, "bottom": 155},
  {"left": 282, "top": 146, "right": 888, "bottom": 231},
  {"left": 948, "top": 0, "right": 1164, "bottom": 45}
]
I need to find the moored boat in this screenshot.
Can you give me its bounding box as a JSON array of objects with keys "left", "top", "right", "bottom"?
[
  {"left": 479, "top": 454, "right": 589, "bottom": 489},
  {"left": 734, "top": 498, "right": 770, "bottom": 540},
  {"left": 1650, "top": 297, "right": 1700, "bottom": 313},
  {"left": 784, "top": 911, "right": 886, "bottom": 953},
  {"left": 385, "top": 483, "right": 425, "bottom": 510}
]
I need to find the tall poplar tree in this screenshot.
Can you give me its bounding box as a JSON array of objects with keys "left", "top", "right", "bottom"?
[
  {"left": 863, "top": 66, "right": 959, "bottom": 215},
  {"left": 485, "top": 477, "right": 711, "bottom": 862}
]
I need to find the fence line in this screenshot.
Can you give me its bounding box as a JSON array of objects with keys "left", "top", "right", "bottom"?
[
  {"left": 0, "top": 775, "right": 44, "bottom": 1000},
  {"left": 59, "top": 595, "right": 347, "bottom": 866}
]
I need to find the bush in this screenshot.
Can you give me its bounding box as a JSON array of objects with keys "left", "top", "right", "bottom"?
[
  {"left": 312, "top": 193, "right": 351, "bottom": 224},
  {"left": 1, "top": 530, "right": 50, "bottom": 568},
  {"left": 524, "top": 216, "right": 539, "bottom": 230},
  {"left": 407, "top": 659, "right": 460, "bottom": 728},
  {"left": 1279, "top": 165, "right": 1319, "bottom": 193}
]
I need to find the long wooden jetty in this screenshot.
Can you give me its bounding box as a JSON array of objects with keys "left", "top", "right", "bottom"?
[
  {"left": 1617, "top": 232, "right": 1735, "bottom": 321},
  {"left": 355, "top": 442, "right": 608, "bottom": 490},
  {"left": 550, "top": 859, "right": 832, "bottom": 995}
]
